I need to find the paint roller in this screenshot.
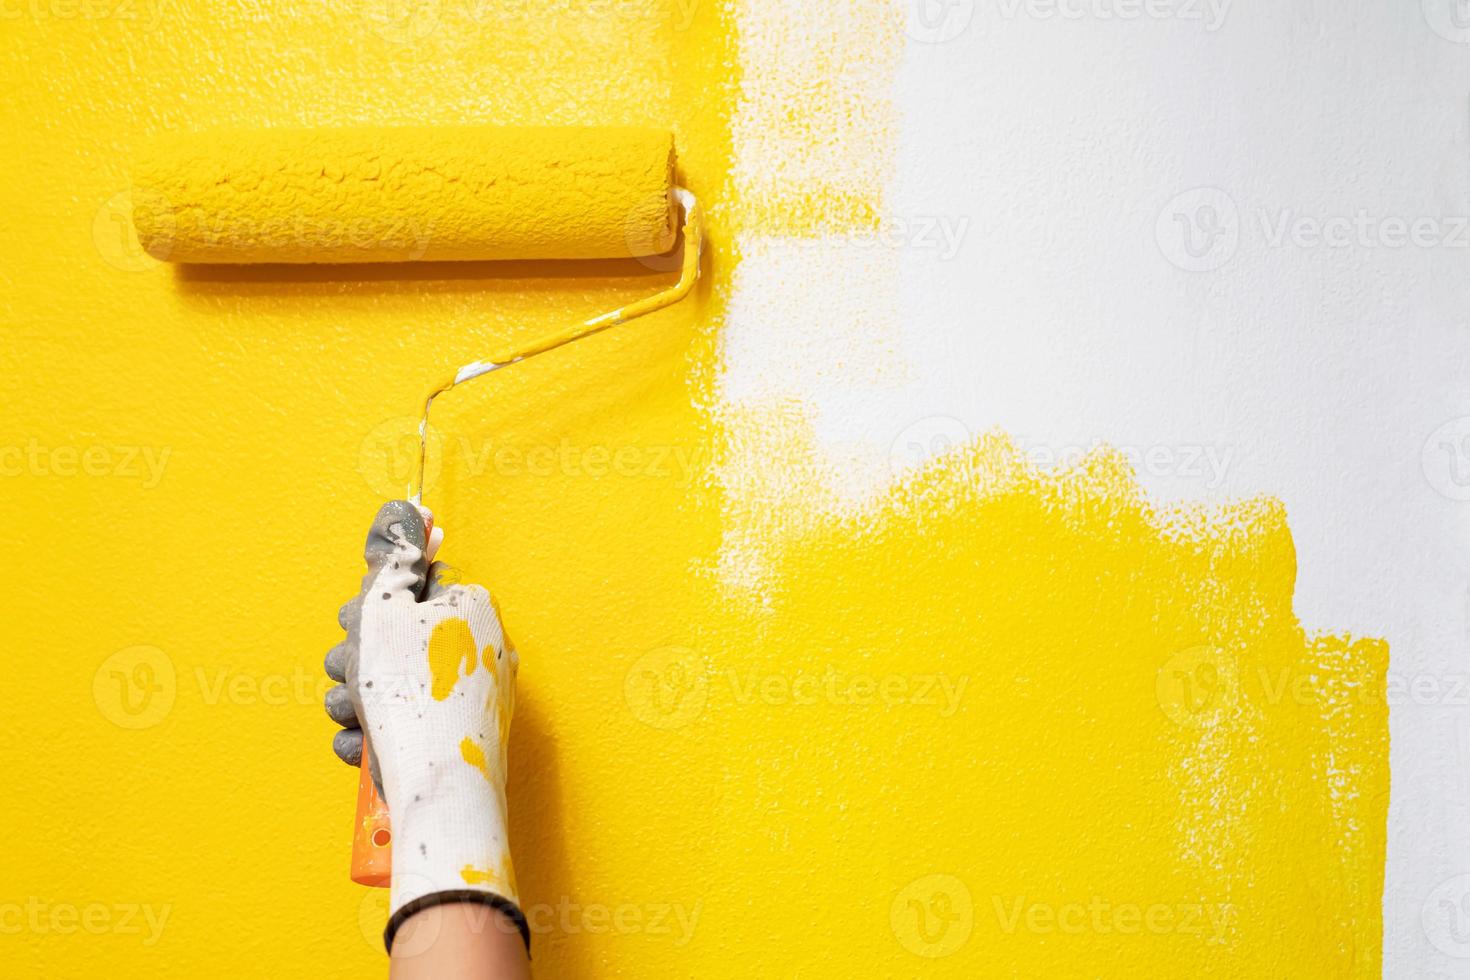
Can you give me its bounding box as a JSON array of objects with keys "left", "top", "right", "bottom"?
[{"left": 132, "top": 123, "right": 704, "bottom": 887}]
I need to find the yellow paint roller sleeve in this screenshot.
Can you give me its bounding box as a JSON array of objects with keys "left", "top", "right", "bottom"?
[{"left": 130, "top": 125, "right": 677, "bottom": 263}]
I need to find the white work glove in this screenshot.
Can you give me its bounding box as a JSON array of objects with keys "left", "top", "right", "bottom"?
[{"left": 324, "top": 500, "right": 525, "bottom": 953}]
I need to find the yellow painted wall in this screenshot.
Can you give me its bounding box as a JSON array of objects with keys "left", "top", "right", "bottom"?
[{"left": 1, "top": 1, "right": 1385, "bottom": 977}]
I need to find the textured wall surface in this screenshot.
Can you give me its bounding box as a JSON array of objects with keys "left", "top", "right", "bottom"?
[{"left": 1, "top": 1, "right": 1401, "bottom": 977}]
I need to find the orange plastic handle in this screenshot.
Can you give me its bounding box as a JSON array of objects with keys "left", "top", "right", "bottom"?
[
  {"left": 351, "top": 758, "right": 392, "bottom": 887},
  {"left": 351, "top": 503, "right": 435, "bottom": 887}
]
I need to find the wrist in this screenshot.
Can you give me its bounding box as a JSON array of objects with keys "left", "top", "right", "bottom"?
[
  {"left": 386, "top": 891, "right": 530, "bottom": 957},
  {"left": 384, "top": 765, "right": 521, "bottom": 950},
  {"left": 390, "top": 898, "right": 530, "bottom": 958}
]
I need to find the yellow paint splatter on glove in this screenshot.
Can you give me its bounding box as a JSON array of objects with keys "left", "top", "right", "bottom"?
[
  {"left": 460, "top": 736, "right": 492, "bottom": 782},
  {"left": 428, "top": 617, "right": 477, "bottom": 701},
  {"left": 460, "top": 865, "right": 507, "bottom": 889}
]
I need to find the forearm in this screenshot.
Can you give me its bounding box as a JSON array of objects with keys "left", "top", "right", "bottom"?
[{"left": 389, "top": 903, "right": 530, "bottom": 980}]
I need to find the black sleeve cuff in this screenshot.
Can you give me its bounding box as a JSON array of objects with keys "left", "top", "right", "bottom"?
[{"left": 383, "top": 890, "right": 531, "bottom": 957}]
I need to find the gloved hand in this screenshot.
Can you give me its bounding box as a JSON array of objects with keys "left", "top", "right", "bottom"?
[{"left": 323, "top": 500, "right": 525, "bottom": 953}]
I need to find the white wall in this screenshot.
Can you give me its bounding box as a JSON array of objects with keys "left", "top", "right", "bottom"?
[{"left": 720, "top": 1, "right": 1470, "bottom": 974}]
